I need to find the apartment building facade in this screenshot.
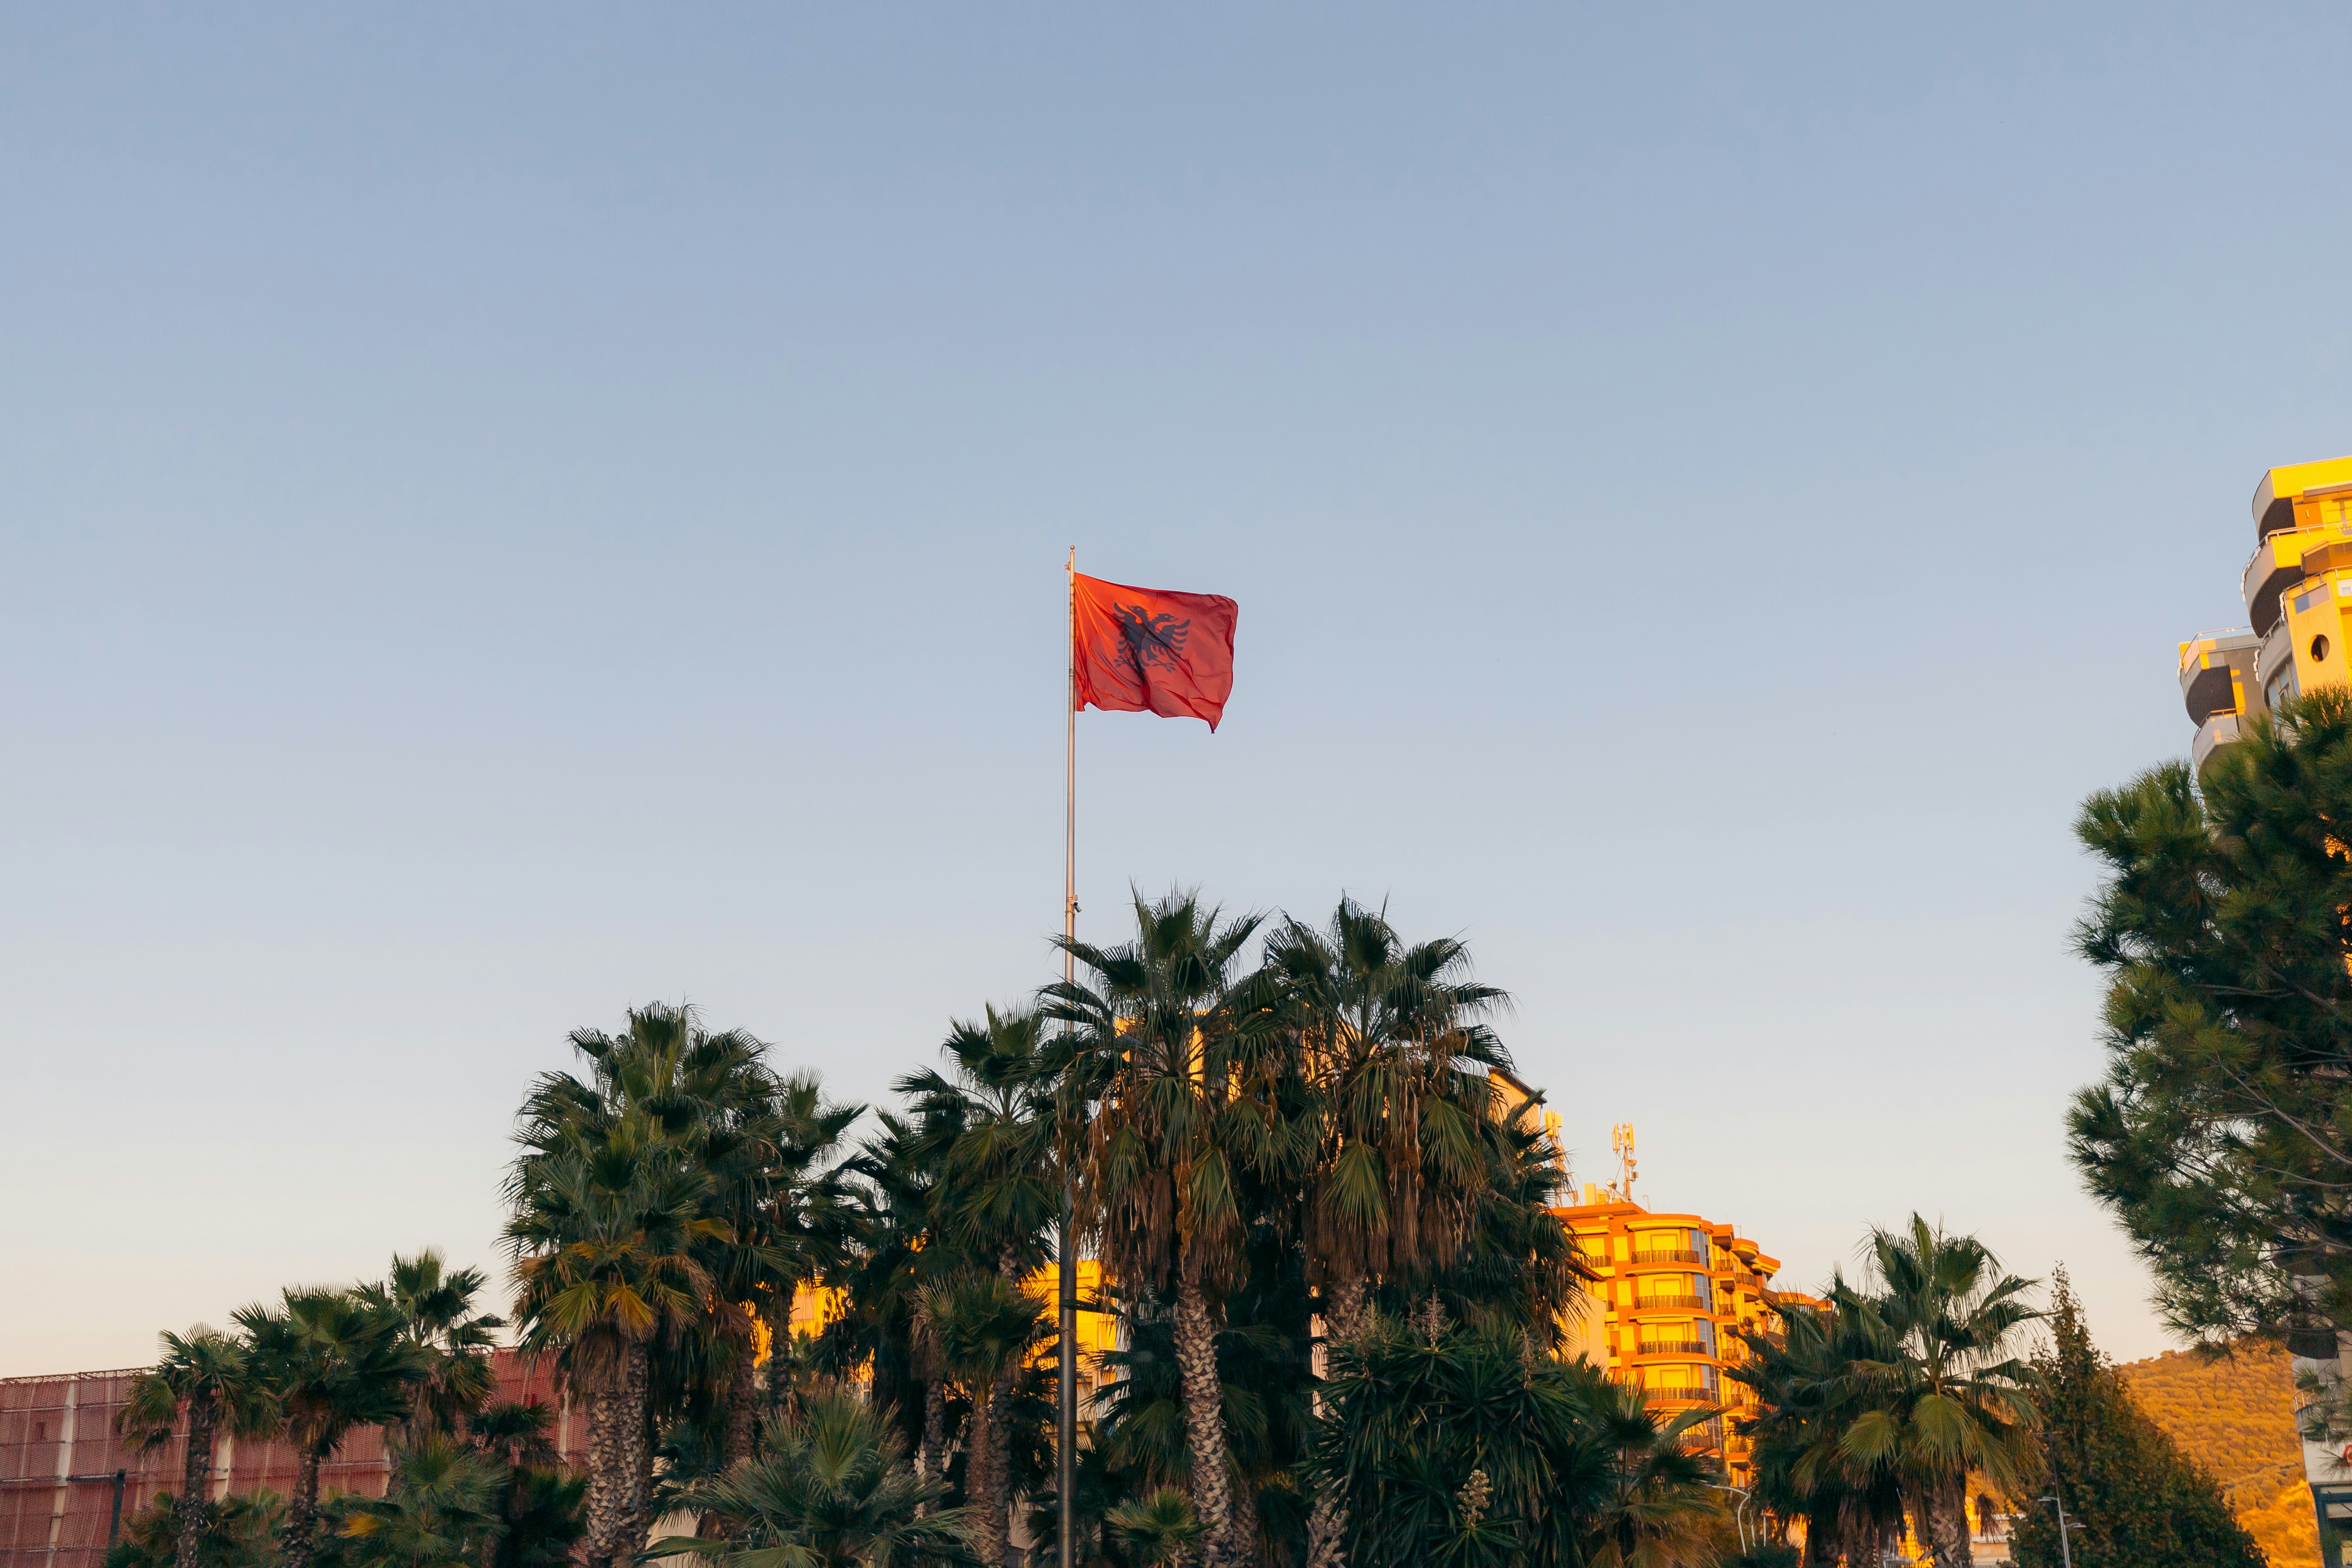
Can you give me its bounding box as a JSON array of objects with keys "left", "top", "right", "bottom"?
[{"left": 1554, "top": 1193, "right": 1819, "bottom": 1485}]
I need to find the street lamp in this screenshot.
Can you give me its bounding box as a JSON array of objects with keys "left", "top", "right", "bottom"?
[
  {"left": 1707, "top": 1484, "right": 1755, "bottom": 1555},
  {"left": 2039, "top": 1493, "right": 2085, "bottom": 1568}
]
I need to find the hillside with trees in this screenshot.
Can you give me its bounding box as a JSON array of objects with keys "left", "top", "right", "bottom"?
[{"left": 2115, "top": 1341, "right": 2317, "bottom": 1567}]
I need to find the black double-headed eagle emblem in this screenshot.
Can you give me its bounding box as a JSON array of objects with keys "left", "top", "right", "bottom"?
[{"left": 1113, "top": 604, "right": 1191, "bottom": 673}]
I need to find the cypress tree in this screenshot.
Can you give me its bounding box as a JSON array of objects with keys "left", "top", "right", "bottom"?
[{"left": 2010, "top": 1269, "right": 2265, "bottom": 1568}]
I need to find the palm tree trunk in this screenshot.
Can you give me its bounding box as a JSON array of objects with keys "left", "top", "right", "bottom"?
[
  {"left": 724, "top": 1317, "right": 761, "bottom": 1467},
  {"left": 580, "top": 1345, "right": 650, "bottom": 1568},
  {"left": 175, "top": 1402, "right": 216, "bottom": 1568},
  {"left": 967, "top": 1385, "right": 1005, "bottom": 1567},
  {"left": 1798, "top": 1511, "right": 1837, "bottom": 1568},
  {"left": 623, "top": 1348, "right": 656, "bottom": 1564},
  {"left": 582, "top": 1385, "right": 623, "bottom": 1568},
  {"left": 283, "top": 1447, "right": 324, "bottom": 1568},
  {"left": 1173, "top": 1267, "right": 1240, "bottom": 1568},
  {"left": 968, "top": 1318, "right": 1042, "bottom": 1567},
  {"left": 1226, "top": 1471, "right": 1262, "bottom": 1568},
  {"left": 1921, "top": 1480, "right": 1973, "bottom": 1567},
  {"left": 1305, "top": 1502, "right": 1346, "bottom": 1568},
  {"left": 917, "top": 1379, "right": 947, "bottom": 1504}
]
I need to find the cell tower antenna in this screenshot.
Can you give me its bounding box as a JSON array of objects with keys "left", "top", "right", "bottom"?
[{"left": 1610, "top": 1122, "right": 1637, "bottom": 1204}]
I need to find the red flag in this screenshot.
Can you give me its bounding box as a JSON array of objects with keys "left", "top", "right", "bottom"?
[{"left": 1072, "top": 573, "right": 1239, "bottom": 731}]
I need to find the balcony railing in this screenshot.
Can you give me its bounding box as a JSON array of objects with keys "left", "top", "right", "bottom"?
[
  {"left": 1631, "top": 1294, "right": 1709, "bottom": 1311},
  {"left": 1630, "top": 1247, "right": 1709, "bottom": 1267},
  {"left": 1640, "top": 1387, "right": 1710, "bottom": 1407},
  {"left": 1636, "top": 1340, "right": 1710, "bottom": 1356},
  {"left": 1676, "top": 1416, "right": 1727, "bottom": 1449}
]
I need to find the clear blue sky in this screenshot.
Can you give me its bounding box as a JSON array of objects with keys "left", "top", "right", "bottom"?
[{"left": 7, "top": 5, "right": 2349, "bottom": 1374}]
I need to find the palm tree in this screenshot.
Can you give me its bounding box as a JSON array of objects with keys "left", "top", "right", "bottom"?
[
  {"left": 337, "top": 1434, "right": 507, "bottom": 1568},
  {"left": 520, "top": 1004, "right": 860, "bottom": 1487},
  {"left": 1729, "top": 1281, "right": 1908, "bottom": 1567},
  {"left": 895, "top": 1002, "right": 1064, "bottom": 1542},
  {"left": 735, "top": 1070, "right": 861, "bottom": 1462},
  {"left": 648, "top": 1389, "right": 980, "bottom": 1568},
  {"left": 117, "top": 1326, "right": 277, "bottom": 1568},
  {"left": 1079, "top": 1269, "right": 1318, "bottom": 1568},
  {"left": 360, "top": 1252, "right": 505, "bottom": 1445},
  {"left": 1044, "top": 890, "right": 1267, "bottom": 1568},
  {"left": 914, "top": 1273, "right": 1049, "bottom": 1567},
  {"left": 1843, "top": 1217, "right": 2041, "bottom": 1567},
  {"left": 104, "top": 1489, "right": 283, "bottom": 1568},
  {"left": 1411, "top": 1097, "right": 1583, "bottom": 1338},
  {"left": 236, "top": 1288, "right": 430, "bottom": 1568},
  {"left": 1106, "top": 1489, "right": 1205, "bottom": 1567},
  {"left": 1315, "top": 1314, "right": 1725, "bottom": 1568},
  {"left": 1257, "top": 898, "right": 1509, "bottom": 1347},
  {"left": 464, "top": 1402, "right": 575, "bottom": 1568},
  {"left": 1574, "top": 1383, "right": 1728, "bottom": 1568},
  {"left": 821, "top": 1111, "right": 952, "bottom": 1489},
  {"left": 899, "top": 1004, "right": 1062, "bottom": 1281},
  {"left": 505, "top": 1125, "right": 721, "bottom": 1568}
]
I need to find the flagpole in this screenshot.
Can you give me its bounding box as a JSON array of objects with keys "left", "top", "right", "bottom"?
[{"left": 1058, "top": 548, "right": 1079, "bottom": 1568}]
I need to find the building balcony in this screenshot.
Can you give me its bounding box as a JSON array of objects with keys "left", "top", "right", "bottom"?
[
  {"left": 2245, "top": 523, "right": 2352, "bottom": 635},
  {"left": 1634, "top": 1340, "right": 1711, "bottom": 1356},
  {"left": 2179, "top": 628, "right": 2263, "bottom": 743},
  {"left": 2192, "top": 712, "right": 2244, "bottom": 777},
  {"left": 1630, "top": 1294, "right": 1709, "bottom": 1312},
  {"left": 1629, "top": 1246, "right": 1709, "bottom": 1267},
  {"left": 1639, "top": 1387, "right": 1716, "bottom": 1409}
]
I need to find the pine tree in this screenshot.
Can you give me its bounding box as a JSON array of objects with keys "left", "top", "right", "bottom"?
[{"left": 2010, "top": 1269, "right": 2266, "bottom": 1568}]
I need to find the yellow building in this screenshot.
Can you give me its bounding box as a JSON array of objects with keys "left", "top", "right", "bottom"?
[
  {"left": 2183, "top": 454, "right": 2352, "bottom": 775},
  {"left": 1554, "top": 1193, "right": 1817, "bottom": 1485}
]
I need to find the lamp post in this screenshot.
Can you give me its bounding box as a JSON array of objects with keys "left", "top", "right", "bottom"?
[
  {"left": 2039, "top": 1491, "right": 2082, "bottom": 1568},
  {"left": 1707, "top": 1484, "right": 1754, "bottom": 1555}
]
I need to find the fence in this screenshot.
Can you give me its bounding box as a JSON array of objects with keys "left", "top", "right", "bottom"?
[{"left": 0, "top": 1354, "right": 584, "bottom": 1568}]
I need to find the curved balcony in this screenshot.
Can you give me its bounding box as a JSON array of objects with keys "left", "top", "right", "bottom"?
[
  {"left": 2192, "top": 713, "right": 2244, "bottom": 777},
  {"left": 2244, "top": 526, "right": 2352, "bottom": 635},
  {"left": 1629, "top": 1293, "right": 1709, "bottom": 1312}
]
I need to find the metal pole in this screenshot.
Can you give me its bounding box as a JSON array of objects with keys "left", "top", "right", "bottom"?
[
  {"left": 1058, "top": 549, "right": 1079, "bottom": 1568},
  {"left": 2040, "top": 1493, "right": 2074, "bottom": 1568}
]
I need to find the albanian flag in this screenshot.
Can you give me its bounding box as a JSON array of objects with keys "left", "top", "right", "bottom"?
[{"left": 1073, "top": 573, "right": 1239, "bottom": 731}]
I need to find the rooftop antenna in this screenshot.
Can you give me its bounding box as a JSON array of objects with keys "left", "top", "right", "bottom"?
[{"left": 1610, "top": 1122, "right": 1637, "bottom": 1204}]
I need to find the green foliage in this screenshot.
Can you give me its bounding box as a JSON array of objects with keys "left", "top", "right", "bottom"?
[
  {"left": 649, "top": 1389, "right": 979, "bottom": 1568},
  {"left": 2008, "top": 1270, "right": 2265, "bottom": 1568},
  {"left": 484, "top": 1468, "right": 586, "bottom": 1568},
  {"left": 1105, "top": 1489, "right": 1204, "bottom": 1566},
  {"left": 104, "top": 1491, "right": 282, "bottom": 1568},
  {"left": 332, "top": 1437, "right": 505, "bottom": 1568},
  {"left": 1315, "top": 1317, "right": 1723, "bottom": 1568},
  {"left": 2072, "top": 687, "right": 2352, "bottom": 1345}
]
